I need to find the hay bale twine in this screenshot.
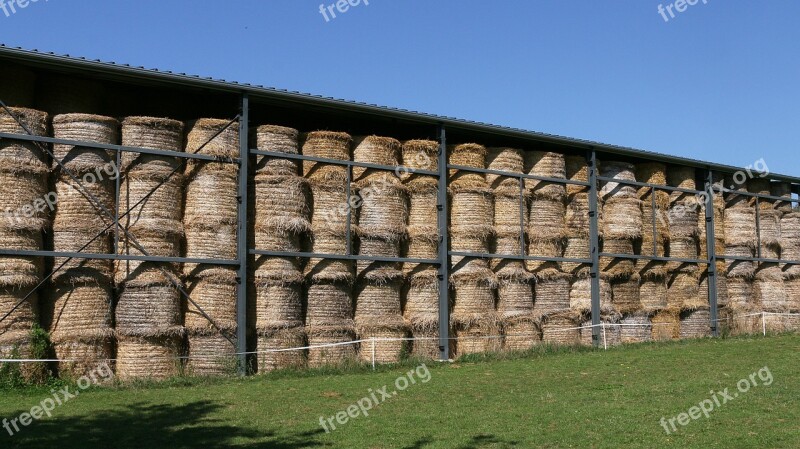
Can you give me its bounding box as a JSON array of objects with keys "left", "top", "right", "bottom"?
[
  {"left": 667, "top": 166, "right": 696, "bottom": 203},
  {"left": 724, "top": 245, "right": 756, "bottom": 278},
  {"left": 184, "top": 268, "right": 238, "bottom": 333},
  {"left": 352, "top": 135, "right": 401, "bottom": 181},
  {"left": 185, "top": 165, "right": 239, "bottom": 228},
  {"left": 541, "top": 312, "right": 581, "bottom": 346},
  {"left": 487, "top": 147, "right": 524, "bottom": 190},
  {"left": 667, "top": 271, "right": 702, "bottom": 310},
  {"left": 115, "top": 265, "right": 183, "bottom": 336},
  {"left": 620, "top": 313, "right": 652, "bottom": 344},
  {"left": 785, "top": 275, "right": 800, "bottom": 312},
  {"left": 51, "top": 338, "right": 113, "bottom": 380},
  {"left": 757, "top": 210, "right": 781, "bottom": 258},
  {"left": 754, "top": 264, "right": 787, "bottom": 312},
  {"left": 301, "top": 131, "right": 352, "bottom": 178},
  {"left": 120, "top": 117, "right": 184, "bottom": 172},
  {"left": 639, "top": 275, "right": 668, "bottom": 312},
  {"left": 599, "top": 161, "right": 637, "bottom": 200},
  {"left": 565, "top": 155, "right": 589, "bottom": 196},
  {"left": 531, "top": 271, "right": 571, "bottom": 318},
  {"left": 502, "top": 315, "right": 541, "bottom": 351},
  {"left": 726, "top": 277, "right": 754, "bottom": 309},
  {"left": 0, "top": 107, "right": 49, "bottom": 172},
  {"left": 255, "top": 278, "right": 303, "bottom": 330},
  {"left": 724, "top": 208, "right": 756, "bottom": 247},
  {"left": 451, "top": 185, "right": 493, "bottom": 234},
  {"left": 356, "top": 180, "right": 409, "bottom": 237},
  {"left": 257, "top": 326, "right": 307, "bottom": 373},
  {"left": 455, "top": 319, "right": 501, "bottom": 356},
  {"left": 0, "top": 63, "right": 35, "bottom": 106},
  {"left": 46, "top": 277, "right": 113, "bottom": 344},
  {"left": 256, "top": 125, "right": 300, "bottom": 176},
  {"left": 599, "top": 238, "right": 635, "bottom": 279},
  {"left": 525, "top": 151, "right": 567, "bottom": 200},
  {"left": 0, "top": 225, "right": 44, "bottom": 288},
  {"left": 306, "top": 326, "right": 357, "bottom": 368},
  {"left": 0, "top": 287, "right": 39, "bottom": 333},
  {"left": 496, "top": 266, "right": 534, "bottom": 318},
  {"left": 52, "top": 113, "right": 118, "bottom": 172},
  {"left": 528, "top": 197, "right": 566, "bottom": 239},
  {"left": 611, "top": 275, "right": 641, "bottom": 314},
  {"left": 771, "top": 182, "right": 793, "bottom": 212},
  {"left": 253, "top": 174, "right": 310, "bottom": 234},
  {"left": 651, "top": 310, "right": 680, "bottom": 341},
  {"left": 679, "top": 310, "right": 711, "bottom": 339},
  {"left": 306, "top": 279, "right": 354, "bottom": 328},
  {"left": 602, "top": 198, "right": 642, "bottom": 239},
  {"left": 186, "top": 332, "right": 237, "bottom": 377},
  {"left": 116, "top": 335, "right": 182, "bottom": 381},
  {"left": 448, "top": 143, "right": 487, "bottom": 188},
  {"left": 569, "top": 275, "right": 613, "bottom": 313},
  {"left": 562, "top": 236, "right": 591, "bottom": 277}
]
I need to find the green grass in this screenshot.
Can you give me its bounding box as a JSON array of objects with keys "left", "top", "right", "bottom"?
[{"left": 1, "top": 334, "right": 798, "bottom": 448}]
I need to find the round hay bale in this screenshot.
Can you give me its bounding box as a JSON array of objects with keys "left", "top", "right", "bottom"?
[
  {"left": 680, "top": 310, "right": 711, "bottom": 339},
  {"left": 528, "top": 197, "right": 566, "bottom": 239},
  {"left": 448, "top": 143, "right": 487, "bottom": 188},
  {"left": 636, "top": 163, "right": 667, "bottom": 193},
  {"left": 257, "top": 326, "right": 306, "bottom": 372},
  {"left": 357, "top": 234, "right": 402, "bottom": 274},
  {"left": 352, "top": 135, "right": 401, "bottom": 181},
  {"left": 600, "top": 238, "right": 635, "bottom": 279},
  {"left": 502, "top": 315, "right": 541, "bottom": 351},
  {"left": 747, "top": 179, "right": 771, "bottom": 208},
  {"left": 0, "top": 287, "right": 39, "bottom": 332},
  {"left": 525, "top": 237, "right": 564, "bottom": 274},
  {"left": 491, "top": 232, "right": 524, "bottom": 271},
  {"left": 185, "top": 118, "right": 239, "bottom": 159},
  {"left": 451, "top": 272, "right": 497, "bottom": 326},
  {"left": 611, "top": 275, "right": 641, "bottom": 314},
  {"left": 309, "top": 176, "right": 355, "bottom": 234},
  {"left": 255, "top": 278, "right": 303, "bottom": 329},
  {"left": 306, "top": 325, "right": 357, "bottom": 368},
  {"left": 729, "top": 309, "right": 760, "bottom": 335},
  {"left": 0, "top": 169, "right": 50, "bottom": 230},
  {"left": 356, "top": 181, "right": 408, "bottom": 237},
  {"left": 724, "top": 245, "right": 756, "bottom": 278},
  {"left": 669, "top": 237, "right": 699, "bottom": 262},
  {"left": 186, "top": 332, "right": 237, "bottom": 377},
  {"left": 716, "top": 270, "right": 729, "bottom": 307},
  {"left": 184, "top": 165, "right": 238, "bottom": 227},
  {"left": 404, "top": 230, "right": 438, "bottom": 264},
  {"left": 52, "top": 338, "right": 113, "bottom": 380},
  {"left": 254, "top": 174, "right": 311, "bottom": 234},
  {"left": 651, "top": 310, "right": 680, "bottom": 341},
  {"left": 0, "top": 226, "right": 44, "bottom": 287},
  {"left": 565, "top": 155, "right": 589, "bottom": 196},
  {"left": 668, "top": 199, "right": 700, "bottom": 239},
  {"left": 52, "top": 113, "right": 118, "bottom": 172},
  {"left": 620, "top": 313, "right": 652, "bottom": 344},
  {"left": 114, "top": 223, "right": 183, "bottom": 284},
  {"left": 723, "top": 177, "right": 750, "bottom": 209},
  {"left": 602, "top": 198, "right": 642, "bottom": 239},
  {"left": 451, "top": 186, "right": 493, "bottom": 235},
  {"left": 496, "top": 268, "right": 534, "bottom": 318},
  {"left": 569, "top": 276, "right": 612, "bottom": 313},
  {"left": 256, "top": 125, "right": 300, "bottom": 176},
  {"left": 115, "top": 280, "right": 183, "bottom": 337},
  {"left": 404, "top": 267, "right": 439, "bottom": 326},
  {"left": 666, "top": 166, "right": 697, "bottom": 202},
  {"left": 306, "top": 280, "right": 354, "bottom": 327},
  {"left": 253, "top": 229, "right": 303, "bottom": 279},
  {"left": 785, "top": 275, "right": 800, "bottom": 312},
  {"left": 121, "top": 171, "right": 184, "bottom": 226},
  {"left": 726, "top": 277, "right": 754, "bottom": 309},
  {"left": 562, "top": 236, "right": 591, "bottom": 276},
  {"left": 116, "top": 335, "right": 182, "bottom": 381},
  {"left": 771, "top": 182, "right": 793, "bottom": 212},
  {"left": 47, "top": 279, "right": 113, "bottom": 342},
  {"left": 493, "top": 191, "right": 528, "bottom": 235},
  {"left": 184, "top": 223, "right": 237, "bottom": 276},
  {"left": 599, "top": 161, "right": 637, "bottom": 200},
  {"left": 641, "top": 199, "right": 669, "bottom": 257},
  {"left": 637, "top": 259, "right": 669, "bottom": 280},
  {"left": 757, "top": 209, "right": 781, "bottom": 253},
  {"left": 754, "top": 265, "right": 787, "bottom": 312},
  {"left": 401, "top": 139, "right": 438, "bottom": 176},
  {"left": 667, "top": 271, "right": 701, "bottom": 310},
  {"left": 455, "top": 319, "right": 501, "bottom": 356},
  {"left": 487, "top": 147, "right": 524, "bottom": 190},
  {"left": 355, "top": 269, "right": 404, "bottom": 320},
  {"left": 120, "top": 117, "right": 184, "bottom": 172},
  {"left": 541, "top": 312, "right": 581, "bottom": 346},
  {"left": 762, "top": 313, "right": 799, "bottom": 333},
  {"left": 0, "top": 63, "right": 35, "bottom": 106},
  {"left": 781, "top": 211, "right": 800, "bottom": 241},
  {"left": 525, "top": 151, "right": 567, "bottom": 200},
  {"left": 580, "top": 319, "right": 621, "bottom": 347},
  {"left": 724, "top": 208, "right": 756, "bottom": 247},
  {"left": 305, "top": 240, "right": 355, "bottom": 284},
  {"left": 0, "top": 107, "right": 49, "bottom": 172},
  {"left": 565, "top": 193, "right": 600, "bottom": 238},
  {"left": 639, "top": 276, "right": 668, "bottom": 312},
  {"left": 357, "top": 325, "right": 407, "bottom": 364},
  {"left": 0, "top": 330, "right": 48, "bottom": 382},
  {"left": 51, "top": 228, "right": 113, "bottom": 282},
  {"left": 406, "top": 180, "right": 438, "bottom": 229},
  {"left": 54, "top": 173, "right": 115, "bottom": 232},
  {"left": 409, "top": 327, "right": 440, "bottom": 360},
  {"left": 531, "top": 272, "right": 571, "bottom": 318},
  {"left": 301, "top": 131, "right": 352, "bottom": 177},
  {"left": 184, "top": 273, "right": 238, "bottom": 332}
]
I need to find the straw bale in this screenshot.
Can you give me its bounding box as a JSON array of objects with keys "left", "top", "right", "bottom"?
[
  {"left": 785, "top": 275, "right": 800, "bottom": 312},
  {"left": 637, "top": 258, "right": 668, "bottom": 280},
  {"left": 494, "top": 191, "right": 528, "bottom": 234},
  {"left": 620, "top": 313, "right": 652, "bottom": 344},
  {"left": 565, "top": 193, "right": 600, "bottom": 238},
  {"left": 726, "top": 277, "right": 754, "bottom": 309},
  {"left": 724, "top": 177, "right": 750, "bottom": 209},
  {"left": 715, "top": 270, "right": 729, "bottom": 307},
  {"left": 52, "top": 338, "right": 113, "bottom": 380},
  {"left": 667, "top": 166, "right": 696, "bottom": 203},
  {"left": 651, "top": 310, "right": 680, "bottom": 341},
  {"left": 724, "top": 245, "right": 756, "bottom": 278},
  {"left": 120, "top": 117, "right": 184, "bottom": 171},
  {"left": 184, "top": 274, "right": 238, "bottom": 332},
  {"left": 531, "top": 272, "right": 571, "bottom": 318},
  {"left": 603, "top": 198, "right": 642, "bottom": 239},
  {"left": 747, "top": 179, "right": 771, "bottom": 208},
  {"left": 580, "top": 319, "right": 622, "bottom": 347},
  {"left": 184, "top": 165, "right": 238, "bottom": 227},
  {"left": 355, "top": 269, "right": 404, "bottom": 320},
  {"left": 408, "top": 326, "right": 440, "bottom": 359},
  {"left": 357, "top": 325, "right": 407, "bottom": 364},
  {"left": 762, "top": 313, "right": 800, "bottom": 333},
  {"left": 679, "top": 310, "right": 711, "bottom": 339},
  {"left": 186, "top": 332, "right": 237, "bottom": 377},
  {"left": 502, "top": 315, "right": 541, "bottom": 351},
  {"left": 257, "top": 326, "right": 306, "bottom": 372},
  {"left": 771, "top": 182, "right": 793, "bottom": 212},
  {"left": 600, "top": 238, "right": 635, "bottom": 279},
  {"left": 0, "top": 63, "right": 35, "bottom": 106},
  {"left": 404, "top": 266, "right": 439, "bottom": 323},
  {"left": 356, "top": 181, "right": 409, "bottom": 237},
  {"left": 256, "top": 125, "right": 300, "bottom": 176},
  {"left": 401, "top": 139, "right": 438, "bottom": 176},
  {"left": 528, "top": 197, "right": 566, "bottom": 239},
  {"left": 496, "top": 268, "right": 534, "bottom": 318},
  {"left": 641, "top": 198, "right": 669, "bottom": 257},
  {"left": 724, "top": 208, "right": 756, "bottom": 247},
  {"left": 308, "top": 175, "right": 353, "bottom": 234},
  {"left": 54, "top": 173, "right": 115, "bottom": 232},
  {"left": 599, "top": 161, "right": 637, "bottom": 200},
  {"left": 254, "top": 278, "right": 303, "bottom": 330},
  {"left": 639, "top": 276, "right": 668, "bottom": 312},
  {"left": 729, "top": 309, "right": 760, "bottom": 335},
  {"left": 562, "top": 236, "right": 590, "bottom": 276},
  {"left": 541, "top": 312, "right": 581, "bottom": 346},
  {"left": 487, "top": 147, "right": 524, "bottom": 190},
  {"left": 0, "top": 169, "right": 49, "bottom": 229},
  {"left": 0, "top": 107, "right": 49, "bottom": 172},
  {"left": 667, "top": 271, "right": 701, "bottom": 310},
  {"left": 448, "top": 143, "right": 487, "bottom": 187},
  {"left": 306, "top": 325, "right": 357, "bottom": 368},
  {"left": 565, "top": 155, "right": 589, "bottom": 196},
  {"left": 352, "top": 135, "right": 401, "bottom": 181},
  {"left": 523, "top": 151, "right": 566, "bottom": 200},
  {"left": 183, "top": 222, "right": 237, "bottom": 276},
  {"left": 451, "top": 186, "right": 493, "bottom": 234},
  {"left": 455, "top": 318, "right": 501, "bottom": 355},
  {"left": 306, "top": 280, "right": 354, "bottom": 327},
  {"left": 121, "top": 171, "right": 184, "bottom": 225},
  {"left": 0, "top": 226, "right": 44, "bottom": 287},
  {"left": 668, "top": 199, "right": 700, "bottom": 239},
  {"left": 754, "top": 265, "right": 788, "bottom": 312},
  {"left": 52, "top": 113, "right": 118, "bottom": 172},
  {"left": 252, "top": 174, "right": 311, "bottom": 234},
  {"left": 0, "top": 330, "right": 48, "bottom": 382},
  {"left": 451, "top": 273, "right": 497, "bottom": 326},
  {"left": 115, "top": 274, "right": 183, "bottom": 336},
  {"left": 404, "top": 230, "right": 438, "bottom": 268},
  {"left": 301, "top": 131, "right": 352, "bottom": 177},
  {"left": 407, "top": 183, "right": 438, "bottom": 231},
  {"left": 115, "top": 222, "right": 183, "bottom": 283},
  {"left": 635, "top": 163, "right": 667, "bottom": 192},
  {"left": 781, "top": 212, "right": 800, "bottom": 241},
  {"left": 569, "top": 276, "right": 613, "bottom": 313},
  {"left": 305, "top": 239, "right": 355, "bottom": 284},
  {"left": 47, "top": 278, "right": 113, "bottom": 342},
  {"left": 757, "top": 209, "right": 781, "bottom": 250},
  {"left": 609, "top": 275, "right": 641, "bottom": 314},
  {"left": 525, "top": 237, "right": 564, "bottom": 274},
  {"left": 668, "top": 237, "right": 699, "bottom": 264},
  {"left": 0, "top": 287, "right": 39, "bottom": 333},
  {"left": 185, "top": 118, "right": 238, "bottom": 160},
  {"left": 116, "top": 335, "right": 182, "bottom": 380}
]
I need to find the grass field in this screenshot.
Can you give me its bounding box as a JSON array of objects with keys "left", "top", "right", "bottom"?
[{"left": 1, "top": 334, "right": 798, "bottom": 448}]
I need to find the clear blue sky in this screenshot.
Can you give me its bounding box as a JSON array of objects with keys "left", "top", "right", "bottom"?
[{"left": 1, "top": 0, "right": 798, "bottom": 175}]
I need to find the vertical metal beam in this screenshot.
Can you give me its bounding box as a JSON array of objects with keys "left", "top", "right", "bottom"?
[
  {"left": 236, "top": 93, "right": 250, "bottom": 375},
  {"left": 437, "top": 125, "right": 450, "bottom": 361},
  {"left": 587, "top": 149, "right": 601, "bottom": 346},
  {"left": 346, "top": 165, "right": 353, "bottom": 256},
  {"left": 114, "top": 149, "right": 122, "bottom": 256},
  {"left": 705, "top": 170, "right": 719, "bottom": 337}
]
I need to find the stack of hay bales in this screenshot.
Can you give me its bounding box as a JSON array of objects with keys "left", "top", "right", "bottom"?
[
  {"left": 722, "top": 178, "right": 758, "bottom": 334},
  {"left": 352, "top": 136, "right": 408, "bottom": 363},
  {"left": 449, "top": 143, "right": 498, "bottom": 355},
  {"left": 182, "top": 119, "right": 239, "bottom": 376},
  {"left": 303, "top": 131, "right": 357, "bottom": 367},
  {"left": 754, "top": 263, "right": 789, "bottom": 332},
  {"left": 488, "top": 147, "right": 538, "bottom": 351},
  {"left": 749, "top": 179, "right": 781, "bottom": 259},
  {"left": 48, "top": 114, "right": 118, "bottom": 378},
  {"left": 781, "top": 210, "right": 800, "bottom": 330},
  {"left": 115, "top": 117, "right": 185, "bottom": 380},
  {"left": 525, "top": 151, "right": 566, "bottom": 276},
  {"left": 563, "top": 155, "right": 594, "bottom": 277},
  {"left": 252, "top": 125, "right": 309, "bottom": 372},
  {"left": 400, "top": 139, "right": 440, "bottom": 359},
  {"left": 0, "top": 107, "right": 49, "bottom": 379},
  {"left": 600, "top": 162, "right": 640, "bottom": 281}
]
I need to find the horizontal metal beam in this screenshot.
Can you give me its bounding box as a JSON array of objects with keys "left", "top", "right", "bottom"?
[
  {"left": 715, "top": 255, "right": 800, "bottom": 264},
  {"left": 596, "top": 175, "right": 705, "bottom": 195},
  {"left": 447, "top": 164, "right": 591, "bottom": 186},
  {"left": 250, "top": 149, "right": 438, "bottom": 176},
  {"left": 251, "top": 249, "right": 440, "bottom": 265},
  {"left": 0, "top": 249, "right": 239, "bottom": 265},
  {"left": 0, "top": 132, "right": 239, "bottom": 163},
  {"left": 599, "top": 252, "right": 710, "bottom": 265},
  {"left": 449, "top": 251, "right": 592, "bottom": 264}
]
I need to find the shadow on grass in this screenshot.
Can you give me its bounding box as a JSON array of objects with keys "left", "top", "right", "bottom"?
[{"left": 1, "top": 400, "right": 329, "bottom": 449}]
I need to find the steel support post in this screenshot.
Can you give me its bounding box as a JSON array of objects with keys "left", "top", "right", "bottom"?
[
  {"left": 236, "top": 93, "right": 250, "bottom": 375},
  {"left": 587, "top": 150, "right": 601, "bottom": 346},
  {"left": 705, "top": 170, "right": 719, "bottom": 337},
  {"left": 437, "top": 125, "right": 450, "bottom": 361}
]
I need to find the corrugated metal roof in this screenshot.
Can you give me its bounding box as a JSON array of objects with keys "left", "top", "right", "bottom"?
[{"left": 0, "top": 44, "right": 797, "bottom": 184}]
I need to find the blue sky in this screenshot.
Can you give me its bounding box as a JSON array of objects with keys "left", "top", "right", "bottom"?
[{"left": 1, "top": 0, "right": 798, "bottom": 176}]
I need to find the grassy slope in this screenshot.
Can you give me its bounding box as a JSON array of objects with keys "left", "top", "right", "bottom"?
[{"left": 0, "top": 335, "right": 798, "bottom": 449}]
